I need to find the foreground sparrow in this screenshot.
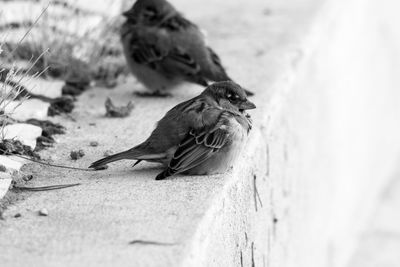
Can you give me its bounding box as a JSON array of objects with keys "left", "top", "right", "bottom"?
[
  {"left": 120, "top": 0, "right": 254, "bottom": 96},
  {"left": 89, "top": 81, "right": 256, "bottom": 180}
]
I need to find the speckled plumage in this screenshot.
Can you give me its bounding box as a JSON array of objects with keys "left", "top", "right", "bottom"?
[
  {"left": 89, "top": 81, "right": 256, "bottom": 180},
  {"left": 120, "top": 0, "right": 253, "bottom": 95}
]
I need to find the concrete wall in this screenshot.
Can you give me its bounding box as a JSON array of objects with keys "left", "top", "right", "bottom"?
[
  {"left": 269, "top": 0, "right": 400, "bottom": 266},
  {"left": 183, "top": 0, "right": 400, "bottom": 266}
]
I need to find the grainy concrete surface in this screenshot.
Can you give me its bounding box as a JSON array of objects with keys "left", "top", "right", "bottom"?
[
  {"left": 348, "top": 170, "right": 400, "bottom": 267},
  {"left": 1, "top": 0, "right": 400, "bottom": 266}
]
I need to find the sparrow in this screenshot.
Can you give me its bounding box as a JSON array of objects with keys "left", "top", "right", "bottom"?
[
  {"left": 89, "top": 81, "right": 256, "bottom": 180},
  {"left": 120, "top": 0, "right": 254, "bottom": 96}
]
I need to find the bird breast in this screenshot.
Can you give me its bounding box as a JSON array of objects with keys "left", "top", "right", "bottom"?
[{"left": 185, "top": 116, "right": 249, "bottom": 175}]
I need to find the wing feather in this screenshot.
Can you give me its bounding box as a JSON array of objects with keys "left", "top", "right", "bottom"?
[
  {"left": 155, "top": 127, "right": 229, "bottom": 180},
  {"left": 126, "top": 26, "right": 208, "bottom": 85}
]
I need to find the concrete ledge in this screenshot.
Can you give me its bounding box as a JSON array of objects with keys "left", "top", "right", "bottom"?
[
  {"left": 1, "top": 0, "right": 400, "bottom": 266},
  {"left": 182, "top": 129, "right": 268, "bottom": 266}
]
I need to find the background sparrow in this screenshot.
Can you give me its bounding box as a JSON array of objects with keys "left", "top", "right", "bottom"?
[
  {"left": 89, "top": 81, "right": 256, "bottom": 180},
  {"left": 120, "top": 0, "right": 254, "bottom": 96}
]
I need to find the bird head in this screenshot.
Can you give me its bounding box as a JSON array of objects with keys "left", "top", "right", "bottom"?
[
  {"left": 202, "top": 81, "right": 256, "bottom": 114},
  {"left": 122, "top": 0, "right": 176, "bottom": 25}
]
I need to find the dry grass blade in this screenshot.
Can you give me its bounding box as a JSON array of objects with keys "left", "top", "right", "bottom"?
[
  {"left": 0, "top": 4, "right": 51, "bottom": 140},
  {"left": 129, "top": 240, "right": 177, "bottom": 246},
  {"left": 13, "top": 183, "right": 81, "bottom": 191},
  {"left": 8, "top": 3, "right": 50, "bottom": 58},
  {"left": 0, "top": 148, "right": 93, "bottom": 171}
]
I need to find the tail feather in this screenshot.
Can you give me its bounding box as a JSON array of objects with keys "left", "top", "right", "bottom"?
[
  {"left": 89, "top": 151, "right": 132, "bottom": 169},
  {"left": 89, "top": 149, "right": 167, "bottom": 169}
]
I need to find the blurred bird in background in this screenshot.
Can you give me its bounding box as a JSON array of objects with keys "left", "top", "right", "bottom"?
[
  {"left": 120, "top": 0, "right": 254, "bottom": 97},
  {"left": 89, "top": 81, "right": 256, "bottom": 180}
]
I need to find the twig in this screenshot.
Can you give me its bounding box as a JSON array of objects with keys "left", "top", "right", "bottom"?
[
  {"left": 0, "top": 149, "right": 92, "bottom": 171},
  {"left": 13, "top": 183, "right": 81, "bottom": 191},
  {"left": 253, "top": 174, "right": 263, "bottom": 211},
  {"left": 129, "top": 240, "right": 176, "bottom": 246},
  {"left": 251, "top": 242, "right": 255, "bottom": 267},
  {"left": 9, "top": 3, "right": 50, "bottom": 57}
]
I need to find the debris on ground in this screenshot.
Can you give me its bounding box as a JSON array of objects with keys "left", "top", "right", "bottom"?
[
  {"left": 38, "top": 208, "right": 48, "bottom": 216},
  {"left": 61, "top": 83, "right": 86, "bottom": 97},
  {"left": 0, "top": 68, "right": 75, "bottom": 116},
  {"left": 26, "top": 119, "right": 65, "bottom": 136},
  {"left": 105, "top": 97, "right": 134, "bottom": 118},
  {"left": 61, "top": 61, "right": 91, "bottom": 97},
  {"left": 26, "top": 119, "right": 66, "bottom": 150},
  {"left": 22, "top": 174, "right": 33, "bottom": 182},
  {"left": 0, "top": 164, "right": 6, "bottom": 172},
  {"left": 89, "top": 141, "right": 99, "bottom": 147},
  {"left": 47, "top": 96, "right": 75, "bottom": 116},
  {"left": 35, "top": 136, "right": 54, "bottom": 151},
  {"left": 70, "top": 149, "right": 85, "bottom": 160},
  {"left": 263, "top": 8, "right": 272, "bottom": 16},
  {"left": 0, "top": 139, "right": 40, "bottom": 159}
]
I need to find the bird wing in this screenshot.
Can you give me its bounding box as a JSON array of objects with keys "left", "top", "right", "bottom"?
[
  {"left": 155, "top": 118, "right": 230, "bottom": 180},
  {"left": 127, "top": 29, "right": 168, "bottom": 66},
  {"left": 162, "top": 46, "right": 208, "bottom": 86},
  {"left": 206, "top": 47, "right": 230, "bottom": 80},
  {"left": 126, "top": 26, "right": 208, "bottom": 86},
  {"left": 159, "top": 14, "right": 197, "bottom": 31},
  {"left": 134, "top": 95, "right": 221, "bottom": 152}
]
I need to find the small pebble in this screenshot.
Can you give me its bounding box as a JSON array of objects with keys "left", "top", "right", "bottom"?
[
  {"left": 263, "top": 8, "right": 272, "bottom": 15},
  {"left": 90, "top": 141, "right": 99, "bottom": 147},
  {"left": 14, "top": 213, "right": 21, "bottom": 218},
  {"left": 0, "top": 164, "right": 6, "bottom": 172},
  {"left": 103, "top": 150, "right": 113, "bottom": 157},
  {"left": 70, "top": 149, "right": 85, "bottom": 160},
  {"left": 22, "top": 174, "right": 34, "bottom": 181},
  {"left": 38, "top": 208, "right": 48, "bottom": 216}
]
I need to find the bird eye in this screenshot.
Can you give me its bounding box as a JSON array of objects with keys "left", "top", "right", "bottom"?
[
  {"left": 226, "top": 93, "right": 240, "bottom": 103},
  {"left": 143, "top": 7, "right": 157, "bottom": 19}
]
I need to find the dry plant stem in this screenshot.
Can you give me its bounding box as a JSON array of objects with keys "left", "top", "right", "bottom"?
[
  {"left": 0, "top": 67, "right": 30, "bottom": 139},
  {"left": 0, "top": 4, "right": 50, "bottom": 139},
  {"left": 8, "top": 4, "right": 49, "bottom": 56},
  {"left": 0, "top": 149, "right": 93, "bottom": 171},
  {"left": 13, "top": 183, "right": 81, "bottom": 192},
  {"left": 0, "top": 3, "right": 49, "bottom": 67},
  {"left": 129, "top": 240, "right": 177, "bottom": 246}
]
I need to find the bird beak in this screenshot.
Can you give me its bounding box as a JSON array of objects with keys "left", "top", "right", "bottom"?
[{"left": 239, "top": 100, "right": 256, "bottom": 110}]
